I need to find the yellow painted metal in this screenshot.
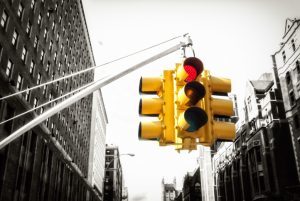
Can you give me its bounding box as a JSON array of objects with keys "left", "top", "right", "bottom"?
[
  {"left": 197, "top": 70, "right": 236, "bottom": 146},
  {"left": 182, "top": 138, "right": 197, "bottom": 150},
  {"left": 139, "top": 121, "right": 163, "bottom": 139},
  {"left": 199, "top": 72, "right": 213, "bottom": 145},
  {"left": 139, "top": 77, "right": 162, "bottom": 94},
  {"left": 176, "top": 63, "right": 189, "bottom": 83},
  {"left": 210, "top": 76, "right": 231, "bottom": 93},
  {"left": 177, "top": 86, "right": 190, "bottom": 106},
  {"left": 139, "top": 98, "right": 163, "bottom": 116},
  {"left": 177, "top": 111, "right": 189, "bottom": 131},
  {"left": 211, "top": 98, "right": 234, "bottom": 116},
  {"left": 162, "top": 70, "right": 176, "bottom": 143},
  {"left": 213, "top": 121, "right": 236, "bottom": 141}
]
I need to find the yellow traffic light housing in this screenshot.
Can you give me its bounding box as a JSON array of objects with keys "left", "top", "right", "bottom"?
[
  {"left": 174, "top": 57, "right": 207, "bottom": 151},
  {"left": 138, "top": 70, "right": 176, "bottom": 145},
  {"left": 199, "top": 70, "right": 236, "bottom": 146}
]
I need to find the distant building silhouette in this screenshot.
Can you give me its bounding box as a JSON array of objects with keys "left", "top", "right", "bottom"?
[
  {"left": 104, "top": 145, "right": 123, "bottom": 201},
  {"left": 162, "top": 178, "right": 178, "bottom": 201}
]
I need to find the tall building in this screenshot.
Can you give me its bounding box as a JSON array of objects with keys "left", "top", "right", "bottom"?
[
  {"left": 0, "top": 0, "right": 102, "bottom": 200},
  {"left": 272, "top": 18, "right": 300, "bottom": 182},
  {"left": 104, "top": 145, "right": 123, "bottom": 201},
  {"left": 88, "top": 89, "right": 108, "bottom": 197}
]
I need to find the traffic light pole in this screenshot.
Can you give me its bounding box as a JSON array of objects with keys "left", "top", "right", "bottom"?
[
  {"left": 0, "top": 41, "right": 185, "bottom": 150},
  {"left": 0, "top": 38, "right": 188, "bottom": 200}
]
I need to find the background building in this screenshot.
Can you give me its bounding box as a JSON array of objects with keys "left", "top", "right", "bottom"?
[
  {"left": 182, "top": 167, "right": 202, "bottom": 201},
  {"left": 88, "top": 89, "right": 108, "bottom": 197},
  {"left": 104, "top": 145, "right": 123, "bottom": 201},
  {"left": 272, "top": 18, "right": 300, "bottom": 182},
  {"left": 162, "top": 178, "right": 178, "bottom": 201},
  {"left": 213, "top": 72, "right": 299, "bottom": 200},
  {"left": 0, "top": 0, "right": 102, "bottom": 200}
]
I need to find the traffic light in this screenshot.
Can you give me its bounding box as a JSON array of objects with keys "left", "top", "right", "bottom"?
[
  {"left": 174, "top": 57, "right": 207, "bottom": 150},
  {"left": 198, "top": 70, "right": 236, "bottom": 146},
  {"left": 138, "top": 70, "right": 176, "bottom": 145}
]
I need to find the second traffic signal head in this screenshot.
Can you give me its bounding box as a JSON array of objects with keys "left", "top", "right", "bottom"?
[{"left": 138, "top": 70, "right": 176, "bottom": 145}]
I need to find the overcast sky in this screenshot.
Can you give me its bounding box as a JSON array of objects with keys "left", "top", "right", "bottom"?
[{"left": 82, "top": 0, "right": 300, "bottom": 200}]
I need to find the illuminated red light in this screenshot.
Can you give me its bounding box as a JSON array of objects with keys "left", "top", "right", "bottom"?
[{"left": 184, "top": 65, "right": 198, "bottom": 82}]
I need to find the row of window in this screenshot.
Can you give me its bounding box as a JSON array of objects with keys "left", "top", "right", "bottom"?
[{"left": 282, "top": 38, "right": 297, "bottom": 63}]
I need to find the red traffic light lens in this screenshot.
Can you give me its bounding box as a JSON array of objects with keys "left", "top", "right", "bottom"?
[
  {"left": 184, "top": 65, "right": 198, "bottom": 82},
  {"left": 183, "top": 57, "right": 204, "bottom": 82}
]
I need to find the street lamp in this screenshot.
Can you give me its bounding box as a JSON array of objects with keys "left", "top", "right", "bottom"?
[
  {"left": 103, "top": 153, "right": 135, "bottom": 200},
  {"left": 105, "top": 153, "right": 135, "bottom": 169}
]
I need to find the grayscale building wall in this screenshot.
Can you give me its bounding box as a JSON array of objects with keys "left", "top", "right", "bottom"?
[
  {"left": 88, "top": 89, "right": 108, "bottom": 197},
  {"left": 272, "top": 18, "right": 300, "bottom": 182},
  {"left": 0, "top": 0, "right": 101, "bottom": 200}
]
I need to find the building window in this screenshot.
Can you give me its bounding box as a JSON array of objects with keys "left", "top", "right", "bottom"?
[
  {"left": 46, "top": 61, "right": 50, "bottom": 73},
  {"left": 1, "top": 10, "right": 8, "bottom": 28},
  {"left": 26, "top": 21, "right": 31, "bottom": 34},
  {"left": 25, "top": 87, "right": 30, "bottom": 101},
  {"left": 30, "top": 0, "right": 35, "bottom": 9},
  {"left": 289, "top": 90, "right": 296, "bottom": 106},
  {"left": 17, "top": 3, "right": 24, "bottom": 19},
  {"left": 49, "top": 40, "right": 53, "bottom": 51},
  {"left": 292, "top": 39, "right": 296, "bottom": 52},
  {"left": 294, "top": 114, "right": 300, "bottom": 129},
  {"left": 12, "top": 30, "right": 18, "bottom": 46},
  {"left": 282, "top": 51, "right": 286, "bottom": 63},
  {"left": 33, "top": 98, "right": 38, "bottom": 108},
  {"left": 6, "top": 59, "right": 13, "bottom": 77},
  {"left": 58, "top": 62, "right": 61, "bottom": 73},
  {"left": 40, "top": 50, "right": 44, "bottom": 62},
  {"left": 21, "top": 47, "right": 27, "bottom": 61},
  {"left": 44, "top": 28, "right": 48, "bottom": 40},
  {"left": 16, "top": 74, "right": 23, "bottom": 90},
  {"left": 30, "top": 60, "right": 35, "bottom": 75},
  {"left": 37, "top": 73, "right": 41, "bottom": 85},
  {"left": 38, "top": 14, "right": 42, "bottom": 25},
  {"left": 34, "top": 36, "right": 38, "bottom": 48},
  {"left": 43, "top": 85, "right": 47, "bottom": 95},
  {"left": 286, "top": 71, "right": 292, "bottom": 86}
]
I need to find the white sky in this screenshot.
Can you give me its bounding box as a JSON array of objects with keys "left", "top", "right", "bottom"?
[{"left": 82, "top": 0, "right": 300, "bottom": 200}]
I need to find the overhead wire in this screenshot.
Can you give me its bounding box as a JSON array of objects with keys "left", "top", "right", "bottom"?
[
  {"left": 0, "top": 34, "right": 186, "bottom": 101},
  {"left": 0, "top": 80, "right": 96, "bottom": 125}
]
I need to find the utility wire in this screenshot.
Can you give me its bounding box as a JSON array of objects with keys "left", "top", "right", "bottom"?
[
  {"left": 0, "top": 34, "right": 186, "bottom": 101},
  {"left": 0, "top": 80, "right": 96, "bottom": 125}
]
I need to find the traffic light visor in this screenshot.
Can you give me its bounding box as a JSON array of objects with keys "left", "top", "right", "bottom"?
[
  {"left": 139, "top": 77, "right": 162, "bottom": 94},
  {"left": 178, "top": 107, "right": 208, "bottom": 132},
  {"left": 177, "top": 81, "right": 206, "bottom": 106},
  {"left": 183, "top": 57, "right": 204, "bottom": 82},
  {"left": 177, "top": 57, "right": 204, "bottom": 82},
  {"left": 138, "top": 121, "right": 162, "bottom": 140}
]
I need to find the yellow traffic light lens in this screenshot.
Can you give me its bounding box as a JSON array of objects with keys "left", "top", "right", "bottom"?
[{"left": 177, "top": 81, "right": 205, "bottom": 106}]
